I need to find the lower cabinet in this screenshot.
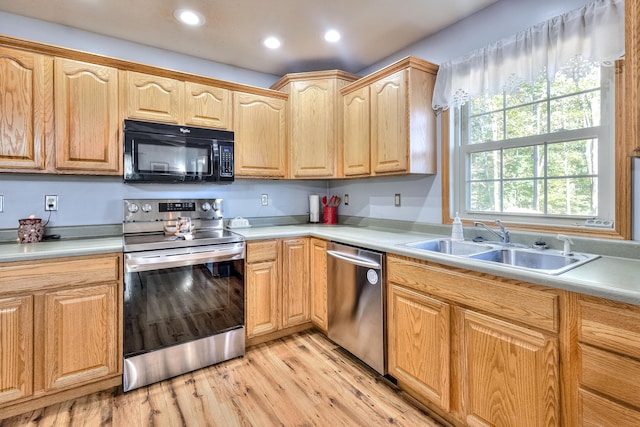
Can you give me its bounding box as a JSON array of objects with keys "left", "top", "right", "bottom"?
[
  {"left": 387, "top": 254, "right": 560, "bottom": 427},
  {"left": 0, "top": 253, "right": 122, "bottom": 419},
  {"left": 576, "top": 295, "right": 640, "bottom": 425},
  {"left": 0, "top": 295, "right": 33, "bottom": 405},
  {"left": 388, "top": 284, "right": 450, "bottom": 410},
  {"left": 309, "top": 238, "right": 328, "bottom": 331},
  {"left": 245, "top": 238, "right": 312, "bottom": 344},
  {"left": 457, "top": 308, "right": 559, "bottom": 427}
]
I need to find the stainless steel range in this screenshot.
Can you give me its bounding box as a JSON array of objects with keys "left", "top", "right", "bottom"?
[{"left": 122, "top": 198, "right": 245, "bottom": 392}]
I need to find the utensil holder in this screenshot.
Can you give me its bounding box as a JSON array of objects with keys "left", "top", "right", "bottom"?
[{"left": 323, "top": 206, "right": 337, "bottom": 224}]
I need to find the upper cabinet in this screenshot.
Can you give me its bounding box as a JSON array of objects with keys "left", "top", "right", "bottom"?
[
  {"left": 0, "top": 47, "right": 53, "bottom": 172},
  {"left": 184, "top": 81, "right": 231, "bottom": 129},
  {"left": 343, "top": 86, "right": 371, "bottom": 177},
  {"left": 342, "top": 56, "right": 439, "bottom": 176},
  {"left": 121, "top": 71, "right": 184, "bottom": 124},
  {"left": 271, "top": 71, "right": 359, "bottom": 179},
  {"left": 233, "top": 91, "right": 287, "bottom": 178},
  {"left": 121, "top": 71, "right": 231, "bottom": 129},
  {"left": 54, "top": 58, "right": 121, "bottom": 174}
]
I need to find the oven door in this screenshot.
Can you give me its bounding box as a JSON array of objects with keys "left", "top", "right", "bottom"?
[{"left": 123, "top": 243, "right": 245, "bottom": 358}]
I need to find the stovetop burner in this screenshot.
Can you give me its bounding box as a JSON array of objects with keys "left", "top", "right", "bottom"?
[{"left": 122, "top": 198, "right": 244, "bottom": 252}]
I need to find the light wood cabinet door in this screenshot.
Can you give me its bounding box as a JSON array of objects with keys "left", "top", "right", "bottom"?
[
  {"left": 233, "top": 92, "right": 287, "bottom": 178},
  {"left": 0, "top": 295, "right": 33, "bottom": 405},
  {"left": 288, "top": 79, "right": 337, "bottom": 178},
  {"left": 457, "top": 308, "right": 559, "bottom": 427},
  {"left": 123, "top": 71, "right": 183, "bottom": 124},
  {"left": 310, "top": 238, "right": 328, "bottom": 331},
  {"left": 0, "top": 47, "right": 52, "bottom": 171},
  {"left": 245, "top": 259, "right": 280, "bottom": 338},
  {"left": 281, "top": 238, "right": 310, "bottom": 328},
  {"left": 43, "top": 283, "right": 118, "bottom": 391},
  {"left": 343, "top": 86, "right": 371, "bottom": 177},
  {"left": 54, "top": 58, "right": 120, "bottom": 173},
  {"left": 184, "top": 82, "right": 231, "bottom": 129},
  {"left": 388, "top": 284, "right": 450, "bottom": 411},
  {"left": 371, "top": 69, "right": 407, "bottom": 174}
]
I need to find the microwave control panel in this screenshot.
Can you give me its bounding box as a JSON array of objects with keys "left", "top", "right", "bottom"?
[{"left": 219, "top": 143, "right": 234, "bottom": 180}]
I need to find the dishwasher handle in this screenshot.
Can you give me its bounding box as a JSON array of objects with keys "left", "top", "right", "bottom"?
[{"left": 326, "top": 250, "right": 381, "bottom": 269}]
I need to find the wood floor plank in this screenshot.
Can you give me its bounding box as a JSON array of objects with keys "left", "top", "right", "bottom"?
[{"left": 1, "top": 331, "right": 441, "bottom": 427}]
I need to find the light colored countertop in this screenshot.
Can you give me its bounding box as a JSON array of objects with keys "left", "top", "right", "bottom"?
[
  {"left": 1, "top": 224, "right": 639, "bottom": 306},
  {"left": 0, "top": 236, "right": 123, "bottom": 262}
]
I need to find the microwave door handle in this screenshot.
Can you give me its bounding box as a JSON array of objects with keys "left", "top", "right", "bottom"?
[{"left": 125, "top": 246, "right": 244, "bottom": 272}]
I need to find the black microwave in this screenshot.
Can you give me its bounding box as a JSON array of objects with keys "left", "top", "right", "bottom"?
[{"left": 123, "top": 120, "right": 234, "bottom": 183}]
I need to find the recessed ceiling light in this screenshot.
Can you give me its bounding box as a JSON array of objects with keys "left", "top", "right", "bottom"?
[
  {"left": 264, "top": 36, "right": 281, "bottom": 49},
  {"left": 324, "top": 30, "right": 341, "bottom": 43},
  {"left": 174, "top": 9, "right": 205, "bottom": 26}
]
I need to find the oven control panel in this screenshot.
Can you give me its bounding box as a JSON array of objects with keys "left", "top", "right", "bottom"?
[{"left": 123, "top": 198, "right": 223, "bottom": 223}]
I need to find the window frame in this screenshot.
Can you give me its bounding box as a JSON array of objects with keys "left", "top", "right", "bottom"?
[
  {"left": 441, "top": 59, "right": 630, "bottom": 240},
  {"left": 452, "top": 64, "right": 615, "bottom": 228}
]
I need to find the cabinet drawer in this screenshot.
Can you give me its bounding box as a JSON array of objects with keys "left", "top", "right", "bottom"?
[
  {"left": 579, "top": 388, "right": 640, "bottom": 426},
  {"left": 579, "top": 296, "right": 640, "bottom": 359},
  {"left": 580, "top": 343, "right": 640, "bottom": 408},
  {"left": 247, "top": 240, "right": 279, "bottom": 263},
  {"left": 387, "top": 255, "right": 558, "bottom": 332},
  {"left": 0, "top": 254, "right": 121, "bottom": 294}
]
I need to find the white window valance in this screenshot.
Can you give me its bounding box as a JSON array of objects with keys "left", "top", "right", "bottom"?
[{"left": 432, "top": 0, "right": 625, "bottom": 111}]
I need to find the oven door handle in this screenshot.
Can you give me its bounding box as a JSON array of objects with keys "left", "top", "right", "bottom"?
[{"left": 125, "top": 246, "right": 244, "bottom": 272}]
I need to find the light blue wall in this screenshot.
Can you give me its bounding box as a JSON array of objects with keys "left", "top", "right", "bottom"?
[{"left": 0, "top": 175, "right": 326, "bottom": 228}]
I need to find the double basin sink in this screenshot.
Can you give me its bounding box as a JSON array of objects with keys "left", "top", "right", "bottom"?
[{"left": 401, "top": 238, "right": 600, "bottom": 275}]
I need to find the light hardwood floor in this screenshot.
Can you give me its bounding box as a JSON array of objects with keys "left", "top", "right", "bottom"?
[{"left": 1, "top": 330, "right": 442, "bottom": 427}]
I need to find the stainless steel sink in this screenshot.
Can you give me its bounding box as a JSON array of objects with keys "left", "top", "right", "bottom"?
[
  {"left": 403, "top": 238, "right": 495, "bottom": 256},
  {"left": 469, "top": 247, "right": 600, "bottom": 275},
  {"left": 401, "top": 238, "right": 600, "bottom": 275}
]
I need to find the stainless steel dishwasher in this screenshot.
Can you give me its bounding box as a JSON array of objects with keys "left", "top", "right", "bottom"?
[{"left": 327, "top": 242, "right": 385, "bottom": 375}]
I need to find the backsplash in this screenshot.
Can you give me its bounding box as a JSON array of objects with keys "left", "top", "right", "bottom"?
[{"left": 0, "top": 174, "right": 327, "bottom": 229}]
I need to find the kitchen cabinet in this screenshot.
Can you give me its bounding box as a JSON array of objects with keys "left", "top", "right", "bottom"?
[
  {"left": 387, "top": 284, "right": 450, "bottom": 410},
  {"left": 341, "top": 56, "right": 438, "bottom": 176},
  {"left": 343, "top": 86, "right": 371, "bottom": 176},
  {"left": 0, "top": 46, "right": 53, "bottom": 172},
  {"left": 0, "top": 295, "right": 33, "bottom": 405},
  {"left": 309, "top": 238, "right": 328, "bottom": 331},
  {"left": 245, "top": 240, "right": 281, "bottom": 338},
  {"left": 281, "top": 238, "right": 310, "bottom": 327},
  {"left": 387, "top": 254, "right": 560, "bottom": 426},
  {"left": 576, "top": 295, "right": 640, "bottom": 425},
  {"left": 457, "top": 308, "right": 559, "bottom": 426},
  {"left": 54, "top": 58, "right": 121, "bottom": 174},
  {"left": 184, "top": 81, "right": 231, "bottom": 129},
  {"left": 271, "top": 71, "right": 359, "bottom": 178},
  {"left": 0, "top": 253, "right": 122, "bottom": 420},
  {"left": 245, "top": 238, "right": 315, "bottom": 345},
  {"left": 122, "top": 70, "right": 183, "bottom": 124},
  {"left": 233, "top": 91, "right": 288, "bottom": 178},
  {"left": 122, "top": 71, "right": 231, "bottom": 129}
]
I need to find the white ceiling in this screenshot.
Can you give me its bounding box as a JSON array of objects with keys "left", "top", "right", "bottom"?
[{"left": 0, "top": 0, "right": 498, "bottom": 76}]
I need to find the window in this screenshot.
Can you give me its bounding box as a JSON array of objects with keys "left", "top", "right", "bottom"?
[{"left": 452, "top": 58, "right": 615, "bottom": 227}]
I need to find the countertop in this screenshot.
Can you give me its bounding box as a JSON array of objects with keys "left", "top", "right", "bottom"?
[{"left": 1, "top": 224, "right": 639, "bottom": 306}]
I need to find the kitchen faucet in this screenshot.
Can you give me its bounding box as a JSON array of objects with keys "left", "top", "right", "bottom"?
[{"left": 473, "top": 219, "right": 510, "bottom": 244}]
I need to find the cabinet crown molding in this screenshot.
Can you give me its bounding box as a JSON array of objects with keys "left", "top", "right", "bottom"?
[{"left": 341, "top": 55, "right": 439, "bottom": 94}]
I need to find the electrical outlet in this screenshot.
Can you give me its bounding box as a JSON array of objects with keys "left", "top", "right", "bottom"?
[
  {"left": 0, "top": 195, "right": 4, "bottom": 213},
  {"left": 394, "top": 193, "right": 401, "bottom": 207},
  {"left": 344, "top": 194, "right": 349, "bottom": 206},
  {"left": 261, "top": 194, "right": 268, "bottom": 206},
  {"left": 45, "top": 195, "right": 58, "bottom": 211}
]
